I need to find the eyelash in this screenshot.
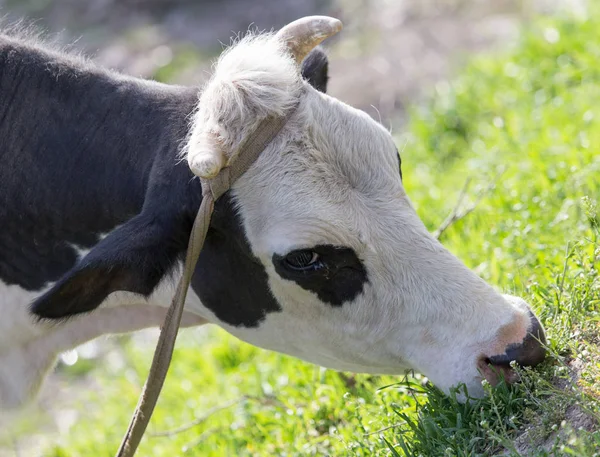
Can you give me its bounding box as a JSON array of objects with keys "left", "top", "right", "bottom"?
[{"left": 283, "top": 250, "right": 323, "bottom": 271}]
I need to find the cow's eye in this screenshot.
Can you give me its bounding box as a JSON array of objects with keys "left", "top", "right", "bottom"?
[{"left": 284, "top": 250, "right": 321, "bottom": 271}]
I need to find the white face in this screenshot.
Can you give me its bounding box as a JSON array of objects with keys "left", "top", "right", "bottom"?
[
  {"left": 222, "top": 92, "right": 534, "bottom": 397},
  {"left": 186, "top": 33, "right": 545, "bottom": 398}
]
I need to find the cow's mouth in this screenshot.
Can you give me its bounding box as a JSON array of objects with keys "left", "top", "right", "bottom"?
[
  {"left": 477, "top": 357, "right": 520, "bottom": 386},
  {"left": 478, "top": 310, "right": 547, "bottom": 386}
]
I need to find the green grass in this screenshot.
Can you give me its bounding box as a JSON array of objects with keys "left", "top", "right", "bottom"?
[{"left": 14, "top": 6, "right": 600, "bottom": 457}]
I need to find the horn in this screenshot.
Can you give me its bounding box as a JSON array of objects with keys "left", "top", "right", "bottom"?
[{"left": 275, "top": 16, "right": 343, "bottom": 64}]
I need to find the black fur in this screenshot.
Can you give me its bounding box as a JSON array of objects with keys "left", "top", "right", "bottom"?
[
  {"left": 272, "top": 245, "right": 368, "bottom": 307},
  {"left": 191, "top": 194, "right": 282, "bottom": 327},
  {"left": 0, "top": 33, "right": 199, "bottom": 298},
  {"left": 300, "top": 47, "right": 329, "bottom": 92},
  {"left": 0, "top": 32, "right": 331, "bottom": 327}
]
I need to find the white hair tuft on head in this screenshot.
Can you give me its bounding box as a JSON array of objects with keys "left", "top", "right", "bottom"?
[{"left": 186, "top": 16, "right": 342, "bottom": 179}]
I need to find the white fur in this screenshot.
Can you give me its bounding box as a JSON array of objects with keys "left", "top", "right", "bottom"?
[
  {"left": 0, "top": 271, "right": 205, "bottom": 410},
  {"left": 186, "top": 32, "right": 534, "bottom": 397},
  {"left": 186, "top": 34, "right": 302, "bottom": 177}
]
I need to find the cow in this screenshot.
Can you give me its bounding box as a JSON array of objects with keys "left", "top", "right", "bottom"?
[{"left": 0, "top": 16, "right": 546, "bottom": 412}]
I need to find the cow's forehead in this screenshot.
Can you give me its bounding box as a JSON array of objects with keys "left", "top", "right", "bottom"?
[
  {"left": 250, "top": 88, "right": 402, "bottom": 204},
  {"left": 235, "top": 89, "right": 405, "bottom": 256},
  {"left": 305, "top": 89, "right": 400, "bottom": 187}
]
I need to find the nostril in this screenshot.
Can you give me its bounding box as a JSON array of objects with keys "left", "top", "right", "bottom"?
[{"left": 489, "top": 310, "right": 547, "bottom": 368}]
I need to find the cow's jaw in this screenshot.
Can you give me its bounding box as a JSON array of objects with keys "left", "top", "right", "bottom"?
[{"left": 222, "top": 181, "right": 534, "bottom": 397}]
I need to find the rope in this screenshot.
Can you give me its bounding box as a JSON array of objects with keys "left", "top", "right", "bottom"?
[{"left": 115, "top": 100, "right": 299, "bottom": 457}]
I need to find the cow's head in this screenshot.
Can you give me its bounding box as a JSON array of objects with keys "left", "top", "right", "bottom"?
[
  {"left": 32, "top": 17, "right": 545, "bottom": 399},
  {"left": 185, "top": 16, "right": 546, "bottom": 397}
]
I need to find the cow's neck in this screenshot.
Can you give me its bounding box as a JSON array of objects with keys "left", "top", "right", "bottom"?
[{"left": 0, "top": 35, "right": 199, "bottom": 290}]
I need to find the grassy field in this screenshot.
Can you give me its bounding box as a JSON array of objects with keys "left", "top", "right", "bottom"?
[{"left": 20, "top": 6, "right": 600, "bottom": 457}]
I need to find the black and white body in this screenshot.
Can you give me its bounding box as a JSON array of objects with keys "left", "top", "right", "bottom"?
[{"left": 0, "top": 16, "right": 545, "bottom": 410}]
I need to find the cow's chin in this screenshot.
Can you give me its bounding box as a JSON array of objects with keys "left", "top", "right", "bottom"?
[
  {"left": 477, "top": 358, "right": 520, "bottom": 386},
  {"left": 315, "top": 363, "right": 513, "bottom": 402},
  {"left": 304, "top": 358, "right": 509, "bottom": 402},
  {"left": 423, "top": 361, "right": 521, "bottom": 402},
  {"left": 223, "top": 325, "right": 511, "bottom": 401}
]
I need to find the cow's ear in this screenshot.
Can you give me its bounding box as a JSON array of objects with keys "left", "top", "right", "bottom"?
[
  {"left": 31, "top": 213, "right": 190, "bottom": 319},
  {"left": 301, "top": 47, "right": 329, "bottom": 93}
]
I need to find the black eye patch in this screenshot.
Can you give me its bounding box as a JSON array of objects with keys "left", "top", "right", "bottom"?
[{"left": 272, "top": 245, "right": 368, "bottom": 307}]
